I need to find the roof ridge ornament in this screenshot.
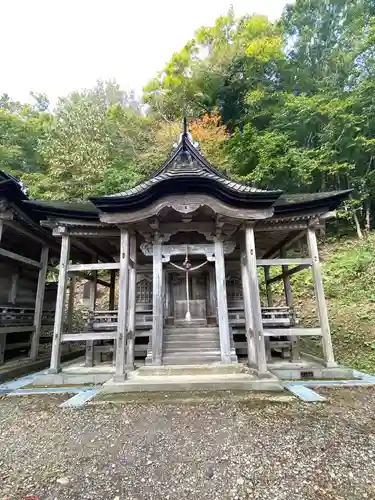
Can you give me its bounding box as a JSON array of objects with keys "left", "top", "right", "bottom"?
[{"left": 173, "top": 117, "right": 200, "bottom": 150}]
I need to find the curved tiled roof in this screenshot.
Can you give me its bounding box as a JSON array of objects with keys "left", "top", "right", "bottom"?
[
  {"left": 109, "top": 134, "right": 274, "bottom": 198},
  {"left": 91, "top": 133, "right": 282, "bottom": 212}
]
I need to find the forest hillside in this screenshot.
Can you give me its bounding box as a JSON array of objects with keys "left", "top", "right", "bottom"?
[{"left": 1, "top": 0, "right": 375, "bottom": 369}]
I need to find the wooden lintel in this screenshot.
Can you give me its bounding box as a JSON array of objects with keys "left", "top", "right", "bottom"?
[
  {"left": 68, "top": 262, "right": 120, "bottom": 272},
  {"left": 256, "top": 223, "right": 310, "bottom": 232},
  {"left": 0, "top": 247, "right": 42, "bottom": 268},
  {"left": 263, "top": 328, "right": 322, "bottom": 337},
  {"left": 69, "top": 229, "right": 120, "bottom": 238},
  {"left": 267, "top": 264, "right": 310, "bottom": 284},
  {"left": 262, "top": 231, "right": 306, "bottom": 259},
  {"left": 257, "top": 258, "right": 312, "bottom": 266},
  {"left": 67, "top": 270, "right": 110, "bottom": 287},
  {"left": 0, "top": 210, "right": 14, "bottom": 221},
  {"left": 4, "top": 219, "right": 53, "bottom": 246},
  {"left": 45, "top": 218, "right": 109, "bottom": 228},
  {"left": 61, "top": 332, "right": 116, "bottom": 342}
]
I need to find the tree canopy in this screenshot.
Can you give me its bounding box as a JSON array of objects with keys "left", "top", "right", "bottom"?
[{"left": 1, "top": 0, "right": 375, "bottom": 235}]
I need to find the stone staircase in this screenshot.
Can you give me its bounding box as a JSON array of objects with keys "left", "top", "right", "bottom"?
[{"left": 160, "top": 326, "right": 237, "bottom": 365}]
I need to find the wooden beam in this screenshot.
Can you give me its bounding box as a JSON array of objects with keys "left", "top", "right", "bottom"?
[
  {"left": 245, "top": 225, "right": 267, "bottom": 374},
  {"left": 281, "top": 248, "right": 299, "bottom": 361},
  {"left": 45, "top": 218, "right": 109, "bottom": 228},
  {"left": 67, "top": 270, "right": 110, "bottom": 287},
  {"left": 68, "top": 262, "right": 120, "bottom": 272},
  {"left": 263, "top": 328, "right": 322, "bottom": 337},
  {"left": 85, "top": 266, "right": 97, "bottom": 367},
  {"left": 8, "top": 272, "right": 19, "bottom": 304},
  {"left": 126, "top": 233, "right": 137, "bottom": 369},
  {"left": 4, "top": 219, "right": 57, "bottom": 247},
  {"left": 80, "top": 238, "right": 115, "bottom": 263},
  {"left": 115, "top": 228, "right": 129, "bottom": 379},
  {"left": 30, "top": 246, "right": 49, "bottom": 361},
  {"left": 109, "top": 270, "right": 116, "bottom": 310},
  {"left": 257, "top": 258, "right": 312, "bottom": 266},
  {"left": 240, "top": 251, "right": 256, "bottom": 365},
  {"left": 262, "top": 231, "right": 305, "bottom": 259},
  {"left": 214, "top": 237, "right": 231, "bottom": 363},
  {"left": 256, "top": 223, "right": 309, "bottom": 232},
  {"left": 264, "top": 266, "right": 273, "bottom": 307},
  {"left": 62, "top": 332, "right": 116, "bottom": 341},
  {"left": 151, "top": 238, "right": 163, "bottom": 366},
  {"left": 0, "top": 248, "right": 42, "bottom": 268},
  {"left": 69, "top": 229, "right": 120, "bottom": 238},
  {"left": 266, "top": 264, "right": 310, "bottom": 285},
  {"left": 307, "top": 227, "right": 335, "bottom": 366},
  {"left": 50, "top": 233, "right": 70, "bottom": 373},
  {"left": 66, "top": 275, "right": 76, "bottom": 334}
]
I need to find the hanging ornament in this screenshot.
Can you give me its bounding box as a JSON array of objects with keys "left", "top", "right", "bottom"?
[{"left": 169, "top": 245, "right": 208, "bottom": 322}]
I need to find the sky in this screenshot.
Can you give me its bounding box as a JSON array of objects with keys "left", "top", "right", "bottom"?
[{"left": 1, "top": 0, "right": 290, "bottom": 105}]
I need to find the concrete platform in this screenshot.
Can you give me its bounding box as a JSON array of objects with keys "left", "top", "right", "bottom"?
[
  {"left": 102, "top": 365, "right": 283, "bottom": 393},
  {"left": 33, "top": 358, "right": 115, "bottom": 386},
  {"left": 0, "top": 349, "right": 84, "bottom": 384},
  {"left": 268, "top": 358, "right": 356, "bottom": 380}
]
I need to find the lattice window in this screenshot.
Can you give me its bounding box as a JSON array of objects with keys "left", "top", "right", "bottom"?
[
  {"left": 226, "top": 277, "right": 243, "bottom": 301},
  {"left": 136, "top": 278, "right": 152, "bottom": 303}
]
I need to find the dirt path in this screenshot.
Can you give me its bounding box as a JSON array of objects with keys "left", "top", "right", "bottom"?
[{"left": 0, "top": 388, "right": 374, "bottom": 500}]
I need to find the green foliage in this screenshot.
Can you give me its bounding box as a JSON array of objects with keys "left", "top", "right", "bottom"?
[{"left": 0, "top": 0, "right": 375, "bottom": 234}]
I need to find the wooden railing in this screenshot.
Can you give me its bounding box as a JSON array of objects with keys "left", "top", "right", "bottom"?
[
  {"left": 0, "top": 307, "right": 55, "bottom": 327},
  {"left": 228, "top": 306, "right": 295, "bottom": 327},
  {"left": 85, "top": 306, "right": 295, "bottom": 332}
]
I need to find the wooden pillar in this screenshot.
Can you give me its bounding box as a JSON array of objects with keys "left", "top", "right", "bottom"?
[
  {"left": 0, "top": 333, "right": 5, "bottom": 364},
  {"left": 214, "top": 238, "right": 232, "bottom": 363},
  {"left": 126, "top": 233, "right": 137, "bottom": 370},
  {"left": 245, "top": 224, "right": 267, "bottom": 374},
  {"left": 115, "top": 227, "right": 130, "bottom": 379},
  {"left": 66, "top": 275, "right": 76, "bottom": 336},
  {"left": 8, "top": 272, "right": 19, "bottom": 304},
  {"left": 30, "top": 246, "right": 49, "bottom": 361},
  {"left": 264, "top": 266, "right": 273, "bottom": 307},
  {"left": 0, "top": 221, "right": 5, "bottom": 365},
  {"left": 152, "top": 238, "right": 163, "bottom": 365},
  {"left": 240, "top": 251, "right": 256, "bottom": 365},
  {"left": 109, "top": 270, "right": 116, "bottom": 310},
  {"left": 50, "top": 233, "right": 70, "bottom": 373},
  {"left": 281, "top": 248, "right": 300, "bottom": 360},
  {"left": 85, "top": 269, "right": 97, "bottom": 367},
  {"left": 207, "top": 266, "right": 216, "bottom": 318},
  {"left": 307, "top": 227, "right": 336, "bottom": 367}
]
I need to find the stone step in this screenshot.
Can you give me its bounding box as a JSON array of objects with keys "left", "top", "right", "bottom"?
[
  {"left": 163, "top": 333, "right": 220, "bottom": 341},
  {"left": 163, "top": 347, "right": 221, "bottom": 354},
  {"left": 162, "top": 354, "right": 222, "bottom": 365},
  {"left": 136, "top": 363, "right": 247, "bottom": 376},
  {"left": 163, "top": 340, "right": 220, "bottom": 349},
  {"left": 164, "top": 327, "right": 219, "bottom": 335}
]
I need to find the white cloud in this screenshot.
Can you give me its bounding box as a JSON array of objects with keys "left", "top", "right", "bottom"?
[{"left": 0, "top": 0, "right": 289, "bottom": 103}]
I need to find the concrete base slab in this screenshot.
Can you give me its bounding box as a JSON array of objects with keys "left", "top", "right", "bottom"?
[
  {"left": 268, "top": 359, "right": 356, "bottom": 380},
  {"left": 32, "top": 358, "right": 114, "bottom": 386},
  {"left": 138, "top": 363, "right": 246, "bottom": 377},
  {"left": 284, "top": 384, "right": 326, "bottom": 402},
  {"left": 102, "top": 368, "right": 283, "bottom": 393},
  {"left": 0, "top": 349, "right": 84, "bottom": 384}
]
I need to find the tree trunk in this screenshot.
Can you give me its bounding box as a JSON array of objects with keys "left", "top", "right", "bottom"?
[
  {"left": 353, "top": 210, "right": 364, "bottom": 239},
  {"left": 365, "top": 200, "right": 371, "bottom": 233}
]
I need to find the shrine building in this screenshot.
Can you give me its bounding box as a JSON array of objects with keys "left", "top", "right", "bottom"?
[{"left": 23, "top": 125, "right": 353, "bottom": 388}]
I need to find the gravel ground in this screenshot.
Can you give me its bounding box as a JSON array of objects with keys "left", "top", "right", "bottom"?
[{"left": 0, "top": 388, "right": 375, "bottom": 500}]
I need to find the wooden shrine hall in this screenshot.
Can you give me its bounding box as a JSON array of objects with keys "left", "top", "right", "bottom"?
[{"left": 23, "top": 127, "right": 351, "bottom": 382}]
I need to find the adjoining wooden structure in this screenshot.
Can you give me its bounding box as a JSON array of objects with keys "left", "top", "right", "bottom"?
[
  {"left": 0, "top": 172, "right": 93, "bottom": 366},
  {"left": 23, "top": 128, "right": 351, "bottom": 380}
]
